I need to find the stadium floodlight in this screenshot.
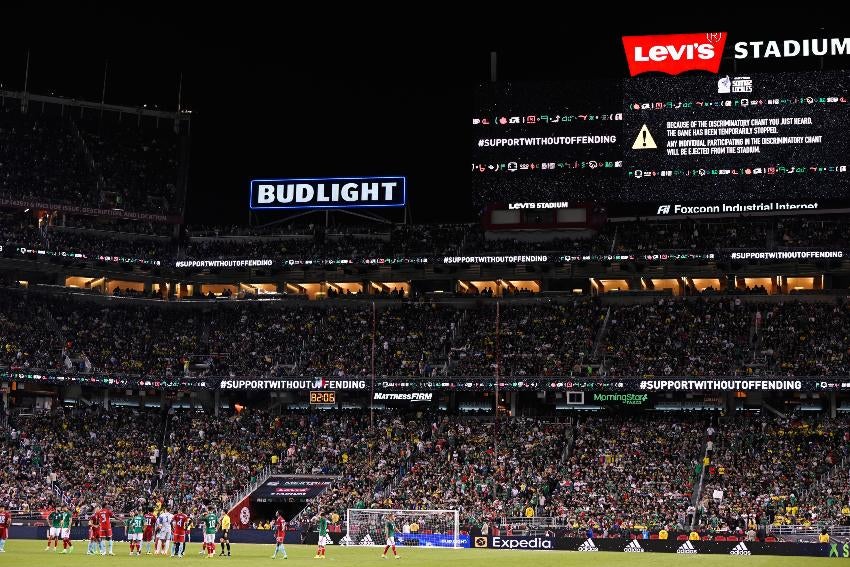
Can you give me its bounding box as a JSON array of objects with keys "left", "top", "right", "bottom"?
[{"left": 344, "top": 508, "right": 461, "bottom": 549}]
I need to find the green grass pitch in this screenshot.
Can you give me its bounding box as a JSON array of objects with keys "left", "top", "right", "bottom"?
[{"left": 0, "top": 540, "right": 839, "bottom": 566}]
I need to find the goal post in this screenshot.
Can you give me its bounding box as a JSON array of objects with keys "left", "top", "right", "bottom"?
[{"left": 344, "top": 508, "right": 462, "bottom": 548}]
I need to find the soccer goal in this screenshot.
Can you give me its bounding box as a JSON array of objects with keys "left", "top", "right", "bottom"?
[{"left": 344, "top": 508, "right": 462, "bottom": 548}]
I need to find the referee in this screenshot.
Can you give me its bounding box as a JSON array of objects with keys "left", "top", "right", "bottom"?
[{"left": 218, "top": 512, "right": 232, "bottom": 556}]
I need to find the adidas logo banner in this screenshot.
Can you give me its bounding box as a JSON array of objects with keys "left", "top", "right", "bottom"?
[
  {"left": 577, "top": 538, "right": 598, "bottom": 552},
  {"left": 729, "top": 542, "right": 751, "bottom": 555},
  {"left": 677, "top": 541, "right": 698, "bottom": 554},
  {"left": 624, "top": 539, "right": 645, "bottom": 552},
  {"left": 359, "top": 535, "right": 375, "bottom": 546},
  {"left": 339, "top": 535, "right": 353, "bottom": 547}
]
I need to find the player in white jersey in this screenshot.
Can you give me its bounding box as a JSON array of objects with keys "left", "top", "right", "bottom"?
[{"left": 154, "top": 509, "right": 174, "bottom": 555}]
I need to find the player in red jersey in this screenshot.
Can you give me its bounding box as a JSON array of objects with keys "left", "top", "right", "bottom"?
[
  {"left": 271, "top": 510, "right": 287, "bottom": 559},
  {"left": 96, "top": 504, "right": 114, "bottom": 555},
  {"left": 0, "top": 504, "right": 10, "bottom": 552},
  {"left": 142, "top": 508, "right": 156, "bottom": 555},
  {"left": 171, "top": 509, "right": 189, "bottom": 557},
  {"left": 87, "top": 510, "right": 100, "bottom": 555}
]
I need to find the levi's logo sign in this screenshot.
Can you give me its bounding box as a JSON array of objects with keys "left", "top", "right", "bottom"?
[{"left": 622, "top": 32, "right": 727, "bottom": 76}]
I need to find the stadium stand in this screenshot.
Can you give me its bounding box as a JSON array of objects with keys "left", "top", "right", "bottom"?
[
  {"left": 698, "top": 415, "right": 850, "bottom": 531},
  {"left": 0, "top": 104, "right": 180, "bottom": 216},
  {"left": 3, "top": 290, "right": 850, "bottom": 378},
  {"left": 5, "top": 208, "right": 850, "bottom": 265}
]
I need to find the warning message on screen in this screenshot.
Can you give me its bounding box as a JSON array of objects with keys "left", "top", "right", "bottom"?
[{"left": 623, "top": 71, "right": 850, "bottom": 202}]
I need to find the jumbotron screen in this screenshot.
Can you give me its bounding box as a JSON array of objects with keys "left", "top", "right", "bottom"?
[
  {"left": 471, "top": 80, "right": 622, "bottom": 209},
  {"left": 624, "top": 71, "right": 850, "bottom": 206},
  {"left": 472, "top": 72, "right": 850, "bottom": 211}
]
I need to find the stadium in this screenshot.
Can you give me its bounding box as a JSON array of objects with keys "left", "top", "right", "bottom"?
[{"left": 2, "top": 22, "right": 850, "bottom": 567}]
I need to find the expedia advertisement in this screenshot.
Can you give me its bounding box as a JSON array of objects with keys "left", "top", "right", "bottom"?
[{"left": 477, "top": 536, "right": 555, "bottom": 550}]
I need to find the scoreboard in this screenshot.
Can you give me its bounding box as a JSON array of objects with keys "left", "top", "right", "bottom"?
[
  {"left": 624, "top": 71, "right": 850, "bottom": 204},
  {"left": 309, "top": 391, "right": 336, "bottom": 405},
  {"left": 471, "top": 72, "right": 850, "bottom": 212}
]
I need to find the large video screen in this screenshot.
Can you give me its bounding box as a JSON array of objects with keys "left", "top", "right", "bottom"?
[
  {"left": 624, "top": 71, "right": 850, "bottom": 206},
  {"left": 472, "top": 73, "right": 850, "bottom": 211},
  {"left": 471, "top": 81, "right": 622, "bottom": 209}
]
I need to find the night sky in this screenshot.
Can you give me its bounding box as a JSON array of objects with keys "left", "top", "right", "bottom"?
[{"left": 0, "top": 21, "right": 843, "bottom": 225}]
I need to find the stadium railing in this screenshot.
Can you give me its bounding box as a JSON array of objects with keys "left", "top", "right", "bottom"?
[
  {"left": 222, "top": 463, "right": 273, "bottom": 515},
  {"left": 771, "top": 525, "right": 850, "bottom": 541},
  {"left": 4, "top": 371, "right": 850, "bottom": 389},
  {"left": 498, "top": 516, "right": 570, "bottom": 535}
]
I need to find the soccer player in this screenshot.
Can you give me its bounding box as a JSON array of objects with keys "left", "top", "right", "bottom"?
[
  {"left": 155, "top": 507, "right": 173, "bottom": 555},
  {"left": 271, "top": 511, "right": 287, "bottom": 559},
  {"left": 96, "top": 503, "right": 115, "bottom": 555},
  {"left": 201, "top": 507, "right": 218, "bottom": 558},
  {"left": 46, "top": 505, "right": 61, "bottom": 551},
  {"left": 0, "top": 504, "right": 10, "bottom": 552},
  {"left": 218, "top": 511, "right": 231, "bottom": 557},
  {"left": 87, "top": 511, "right": 100, "bottom": 555},
  {"left": 314, "top": 510, "right": 330, "bottom": 559},
  {"left": 142, "top": 508, "right": 156, "bottom": 555},
  {"left": 59, "top": 504, "right": 74, "bottom": 554},
  {"left": 381, "top": 513, "right": 399, "bottom": 559},
  {"left": 171, "top": 508, "right": 189, "bottom": 557},
  {"left": 127, "top": 509, "right": 144, "bottom": 556}
]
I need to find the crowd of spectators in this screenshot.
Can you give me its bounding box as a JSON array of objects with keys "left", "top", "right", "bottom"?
[
  {"left": 0, "top": 293, "right": 59, "bottom": 370},
  {"left": 698, "top": 415, "right": 850, "bottom": 531},
  {"left": 3, "top": 406, "right": 849, "bottom": 535},
  {"left": 605, "top": 218, "right": 769, "bottom": 253},
  {"left": 4, "top": 291, "right": 850, "bottom": 379},
  {"left": 371, "top": 417, "right": 569, "bottom": 527},
  {"left": 559, "top": 416, "right": 707, "bottom": 531},
  {"left": 0, "top": 211, "right": 172, "bottom": 260},
  {"left": 752, "top": 301, "right": 850, "bottom": 376},
  {"left": 451, "top": 301, "right": 603, "bottom": 376},
  {"left": 4, "top": 209, "right": 850, "bottom": 264},
  {"left": 77, "top": 115, "right": 179, "bottom": 214},
  {"left": 0, "top": 105, "right": 179, "bottom": 215},
  {"left": 0, "top": 107, "right": 96, "bottom": 210},
  {"left": 51, "top": 299, "right": 202, "bottom": 375},
  {"left": 602, "top": 298, "right": 752, "bottom": 377},
  {"left": 2, "top": 406, "right": 162, "bottom": 515}
]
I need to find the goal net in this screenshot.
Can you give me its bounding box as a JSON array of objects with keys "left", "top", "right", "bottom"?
[{"left": 344, "top": 508, "right": 461, "bottom": 548}]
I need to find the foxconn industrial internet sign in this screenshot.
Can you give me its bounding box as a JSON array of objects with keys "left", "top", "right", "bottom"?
[{"left": 250, "top": 176, "right": 406, "bottom": 210}]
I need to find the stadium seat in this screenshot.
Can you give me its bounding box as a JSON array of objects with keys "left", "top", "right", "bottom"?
[{"left": 676, "top": 535, "right": 688, "bottom": 541}]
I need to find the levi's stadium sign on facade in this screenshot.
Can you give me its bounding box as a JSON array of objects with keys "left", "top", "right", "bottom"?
[
  {"left": 622, "top": 32, "right": 850, "bottom": 76},
  {"left": 250, "top": 176, "right": 406, "bottom": 210},
  {"left": 622, "top": 32, "right": 727, "bottom": 76}
]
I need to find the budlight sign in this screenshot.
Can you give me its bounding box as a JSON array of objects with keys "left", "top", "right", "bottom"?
[{"left": 250, "top": 176, "right": 406, "bottom": 210}]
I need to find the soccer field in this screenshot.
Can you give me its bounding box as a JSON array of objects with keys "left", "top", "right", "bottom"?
[{"left": 0, "top": 541, "right": 839, "bottom": 567}]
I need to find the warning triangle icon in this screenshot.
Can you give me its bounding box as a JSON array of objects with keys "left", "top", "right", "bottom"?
[{"left": 632, "top": 124, "right": 657, "bottom": 150}]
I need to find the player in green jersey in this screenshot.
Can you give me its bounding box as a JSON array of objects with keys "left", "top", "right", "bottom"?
[
  {"left": 59, "top": 505, "right": 74, "bottom": 554},
  {"left": 46, "top": 506, "right": 61, "bottom": 551},
  {"left": 202, "top": 508, "right": 218, "bottom": 558},
  {"left": 381, "top": 513, "right": 399, "bottom": 559},
  {"left": 127, "top": 510, "right": 145, "bottom": 556},
  {"left": 314, "top": 511, "right": 330, "bottom": 559}
]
